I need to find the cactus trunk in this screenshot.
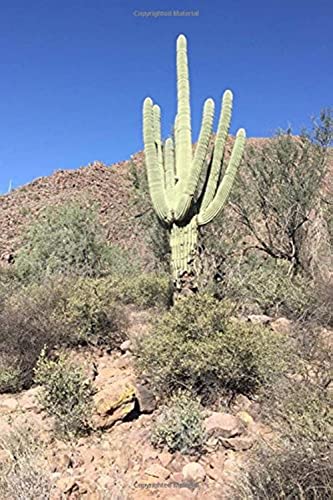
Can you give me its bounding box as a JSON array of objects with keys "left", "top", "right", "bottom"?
[
  {"left": 142, "top": 35, "right": 246, "bottom": 294},
  {"left": 170, "top": 218, "right": 199, "bottom": 288}
]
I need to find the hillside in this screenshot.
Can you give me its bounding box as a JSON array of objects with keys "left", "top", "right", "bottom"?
[{"left": 0, "top": 139, "right": 272, "bottom": 266}]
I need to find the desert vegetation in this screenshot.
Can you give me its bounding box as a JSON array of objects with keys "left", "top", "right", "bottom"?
[{"left": 0, "top": 34, "right": 331, "bottom": 500}]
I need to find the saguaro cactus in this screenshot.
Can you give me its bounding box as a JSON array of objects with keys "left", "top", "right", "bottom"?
[{"left": 143, "top": 34, "right": 246, "bottom": 290}]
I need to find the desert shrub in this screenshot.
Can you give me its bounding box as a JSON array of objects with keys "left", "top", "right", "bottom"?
[
  {"left": 233, "top": 442, "right": 332, "bottom": 500},
  {"left": 111, "top": 272, "right": 173, "bottom": 309},
  {"left": 60, "top": 277, "right": 128, "bottom": 348},
  {"left": 135, "top": 294, "right": 290, "bottom": 403},
  {"left": 34, "top": 349, "right": 94, "bottom": 437},
  {"left": 223, "top": 257, "right": 316, "bottom": 318},
  {"left": 14, "top": 202, "right": 129, "bottom": 283},
  {"left": 0, "top": 365, "right": 21, "bottom": 394},
  {"left": 102, "top": 243, "right": 142, "bottom": 277},
  {"left": 0, "top": 428, "right": 51, "bottom": 500},
  {"left": 151, "top": 392, "right": 205, "bottom": 454},
  {"left": 232, "top": 111, "right": 332, "bottom": 275},
  {"left": 0, "top": 267, "right": 19, "bottom": 308},
  {"left": 0, "top": 281, "right": 67, "bottom": 393}
]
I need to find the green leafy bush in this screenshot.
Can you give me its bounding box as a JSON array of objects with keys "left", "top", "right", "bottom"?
[
  {"left": 112, "top": 272, "right": 173, "bottom": 309},
  {"left": 151, "top": 392, "right": 205, "bottom": 454},
  {"left": 60, "top": 277, "right": 128, "bottom": 348},
  {"left": 135, "top": 294, "right": 290, "bottom": 402},
  {"left": 34, "top": 349, "right": 94, "bottom": 437},
  {"left": 14, "top": 202, "right": 127, "bottom": 283}
]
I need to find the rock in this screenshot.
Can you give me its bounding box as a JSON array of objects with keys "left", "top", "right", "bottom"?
[
  {"left": 182, "top": 462, "right": 206, "bottom": 483},
  {"left": 158, "top": 450, "right": 173, "bottom": 468},
  {"left": 135, "top": 383, "right": 157, "bottom": 414},
  {"left": 145, "top": 463, "right": 170, "bottom": 480},
  {"left": 92, "top": 380, "right": 136, "bottom": 429},
  {"left": 201, "top": 451, "right": 226, "bottom": 482},
  {"left": 120, "top": 340, "right": 131, "bottom": 353},
  {"left": 204, "top": 412, "right": 242, "bottom": 438},
  {"left": 248, "top": 314, "right": 272, "bottom": 325},
  {"left": 18, "top": 387, "right": 41, "bottom": 411},
  {"left": 236, "top": 410, "right": 254, "bottom": 426},
  {"left": 55, "top": 477, "right": 79, "bottom": 495},
  {"left": 0, "top": 396, "right": 18, "bottom": 412},
  {"left": 271, "top": 317, "right": 292, "bottom": 335},
  {"left": 222, "top": 435, "right": 254, "bottom": 451}
]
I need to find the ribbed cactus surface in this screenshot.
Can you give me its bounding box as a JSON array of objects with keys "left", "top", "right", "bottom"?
[{"left": 143, "top": 34, "right": 246, "bottom": 288}]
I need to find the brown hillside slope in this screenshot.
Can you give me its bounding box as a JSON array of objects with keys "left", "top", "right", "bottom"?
[{"left": 0, "top": 138, "right": 331, "bottom": 266}]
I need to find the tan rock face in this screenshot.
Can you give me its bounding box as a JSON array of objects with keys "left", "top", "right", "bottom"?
[
  {"left": 204, "top": 413, "right": 243, "bottom": 439},
  {"left": 92, "top": 380, "right": 136, "bottom": 429}
]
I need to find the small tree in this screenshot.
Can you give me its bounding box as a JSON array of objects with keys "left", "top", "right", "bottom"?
[{"left": 231, "top": 109, "right": 332, "bottom": 275}]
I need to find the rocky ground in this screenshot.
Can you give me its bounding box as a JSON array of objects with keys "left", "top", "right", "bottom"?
[{"left": 0, "top": 311, "right": 285, "bottom": 500}]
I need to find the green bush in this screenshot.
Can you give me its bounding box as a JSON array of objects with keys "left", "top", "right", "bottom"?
[
  {"left": 135, "top": 294, "right": 290, "bottom": 402},
  {"left": 112, "top": 272, "right": 173, "bottom": 309},
  {"left": 151, "top": 392, "right": 205, "bottom": 454},
  {"left": 60, "top": 277, "right": 128, "bottom": 348},
  {"left": 14, "top": 202, "right": 132, "bottom": 283},
  {"left": 34, "top": 349, "right": 95, "bottom": 437}
]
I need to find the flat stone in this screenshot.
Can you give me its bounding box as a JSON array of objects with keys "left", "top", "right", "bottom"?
[
  {"left": 158, "top": 450, "right": 173, "bottom": 468},
  {"left": 204, "top": 412, "right": 242, "bottom": 438},
  {"left": 145, "top": 463, "right": 170, "bottom": 480},
  {"left": 222, "top": 435, "right": 254, "bottom": 451}
]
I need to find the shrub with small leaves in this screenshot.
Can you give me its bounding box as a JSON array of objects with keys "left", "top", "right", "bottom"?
[
  {"left": 135, "top": 294, "right": 290, "bottom": 403},
  {"left": 14, "top": 202, "right": 122, "bottom": 283},
  {"left": 34, "top": 349, "right": 95, "bottom": 437},
  {"left": 112, "top": 272, "right": 173, "bottom": 309},
  {"left": 151, "top": 392, "right": 205, "bottom": 454},
  {"left": 60, "top": 277, "right": 128, "bottom": 348}
]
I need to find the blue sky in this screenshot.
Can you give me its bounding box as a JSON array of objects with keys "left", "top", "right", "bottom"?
[{"left": 0, "top": 0, "right": 332, "bottom": 192}]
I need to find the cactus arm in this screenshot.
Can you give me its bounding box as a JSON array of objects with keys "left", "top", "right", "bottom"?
[
  {"left": 153, "top": 104, "right": 164, "bottom": 177},
  {"left": 201, "top": 89, "right": 233, "bottom": 211},
  {"left": 165, "top": 137, "right": 175, "bottom": 193},
  {"left": 174, "top": 98, "right": 215, "bottom": 219},
  {"left": 143, "top": 97, "right": 170, "bottom": 223},
  {"left": 175, "top": 34, "right": 192, "bottom": 185},
  {"left": 198, "top": 128, "right": 246, "bottom": 225}
]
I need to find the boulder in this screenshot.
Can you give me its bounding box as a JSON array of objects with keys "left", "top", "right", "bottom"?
[
  {"left": 92, "top": 380, "right": 136, "bottom": 429},
  {"left": 182, "top": 462, "right": 206, "bottom": 483},
  {"left": 204, "top": 412, "right": 242, "bottom": 438},
  {"left": 135, "top": 383, "right": 157, "bottom": 414}
]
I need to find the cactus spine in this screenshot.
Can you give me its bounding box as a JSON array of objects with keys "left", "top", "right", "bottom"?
[{"left": 143, "top": 34, "right": 246, "bottom": 289}]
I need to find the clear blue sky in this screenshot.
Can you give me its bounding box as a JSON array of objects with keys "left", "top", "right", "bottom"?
[{"left": 0, "top": 0, "right": 332, "bottom": 192}]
